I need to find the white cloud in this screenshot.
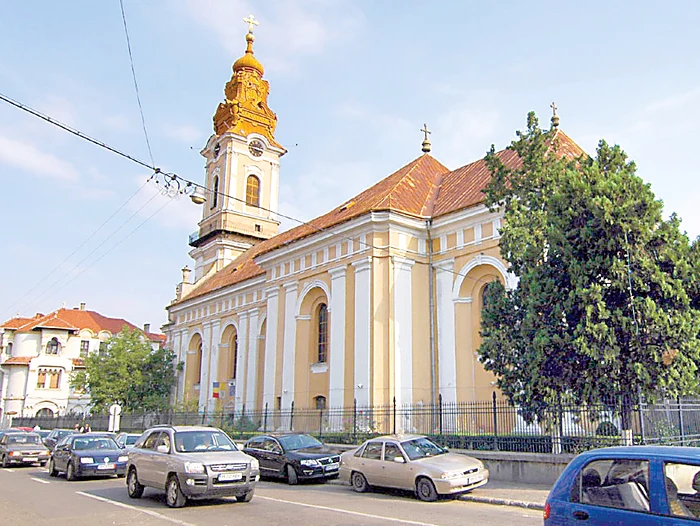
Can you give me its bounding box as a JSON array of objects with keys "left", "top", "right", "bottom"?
[
  {"left": 162, "top": 124, "right": 202, "bottom": 145},
  {"left": 644, "top": 87, "right": 700, "bottom": 114},
  {"left": 0, "top": 134, "right": 78, "bottom": 181}
]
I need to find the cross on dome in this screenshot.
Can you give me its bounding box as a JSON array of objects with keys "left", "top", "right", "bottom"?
[
  {"left": 421, "top": 123, "right": 432, "bottom": 153},
  {"left": 550, "top": 101, "right": 560, "bottom": 128},
  {"left": 243, "top": 14, "right": 259, "bottom": 33}
]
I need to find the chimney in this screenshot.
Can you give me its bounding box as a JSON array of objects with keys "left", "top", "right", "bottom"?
[
  {"left": 143, "top": 323, "right": 151, "bottom": 334},
  {"left": 79, "top": 302, "right": 86, "bottom": 311},
  {"left": 181, "top": 266, "right": 192, "bottom": 284}
]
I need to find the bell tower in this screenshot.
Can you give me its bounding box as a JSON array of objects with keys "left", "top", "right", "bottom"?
[{"left": 189, "top": 14, "right": 285, "bottom": 281}]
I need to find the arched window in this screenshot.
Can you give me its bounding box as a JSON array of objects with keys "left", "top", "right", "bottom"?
[
  {"left": 211, "top": 175, "right": 219, "bottom": 208},
  {"left": 231, "top": 333, "right": 238, "bottom": 380},
  {"left": 317, "top": 303, "right": 328, "bottom": 363},
  {"left": 36, "top": 408, "right": 54, "bottom": 418},
  {"left": 5, "top": 342, "right": 12, "bottom": 355},
  {"left": 314, "top": 395, "right": 327, "bottom": 410},
  {"left": 196, "top": 341, "right": 203, "bottom": 384},
  {"left": 246, "top": 175, "right": 260, "bottom": 207},
  {"left": 46, "top": 337, "right": 60, "bottom": 355}
]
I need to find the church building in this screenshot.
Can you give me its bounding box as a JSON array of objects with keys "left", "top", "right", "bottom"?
[{"left": 164, "top": 17, "right": 583, "bottom": 415}]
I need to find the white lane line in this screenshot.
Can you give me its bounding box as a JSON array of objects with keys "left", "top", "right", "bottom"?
[
  {"left": 257, "top": 495, "right": 445, "bottom": 526},
  {"left": 31, "top": 477, "right": 50, "bottom": 484},
  {"left": 77, "top": 492, "right": 198, "bottom": 526},
  {"left": 2, "top": 468, "right": 15, "bottom": 472}
]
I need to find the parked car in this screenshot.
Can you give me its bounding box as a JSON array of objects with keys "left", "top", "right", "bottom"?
[
  {"left": 115, "top": 432, "right": 141, "bottom": 449},
  {"left": 43, "top": 428, "right": 74, "bottom": 451},
  {"left": 36, "top": 430, "right": 51, "bottom": 440},
  {"left": 48, "top": 432, "right": 127, "bottom": 480},
  {"left": 126, "top": 425, "right": 259, "bottom": 508},
  {"left": 0, "top": 432, "right": 51, "bottom": 467},
  {"left": 339, "top": 434, "right": 488, "bottom": 502},
  {"left": 544, "top": 445, "right": 700, "bottom": 525},
  {"left": 243, "top": 433, "right": 341, "bottom": 485}
]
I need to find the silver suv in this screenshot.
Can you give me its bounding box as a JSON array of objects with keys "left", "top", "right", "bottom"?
[{"left": 126, "top": 425, "right": 259, "bottom": 508}]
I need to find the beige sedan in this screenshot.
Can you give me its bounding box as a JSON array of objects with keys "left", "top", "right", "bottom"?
[{"left": 339, "top": 434, "right": 488, "bottom": 501}]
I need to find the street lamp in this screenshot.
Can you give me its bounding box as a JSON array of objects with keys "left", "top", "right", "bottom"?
[
  {"left": 190, "top": 186, "right": 206, "bottom": 205},
  {"left": 150, "top": 170, "right": 206, "bottom": 205}
]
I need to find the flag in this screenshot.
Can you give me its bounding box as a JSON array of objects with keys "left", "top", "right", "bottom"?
[{"left": 212, "top": 381, "right": 220, "bottom": 399}]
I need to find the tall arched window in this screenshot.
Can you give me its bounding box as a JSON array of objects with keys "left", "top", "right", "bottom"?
[
  {"left": 46, "top": 337, "right": 60, "bottom": 355},
  {"left": 317, "top": 303, "right": 328, "bottom": 363},
  {"left": 211, "top": 175, "right": 219, "bottom": 208},
  {"left": 246, "top": 175, "right": 260, "bottom": 207},
  {"left": 196, "top": 341, "right": 203, "bottom": 384},
  {"left": 231, "top": 333, "right": 238, "bottom": 380}
]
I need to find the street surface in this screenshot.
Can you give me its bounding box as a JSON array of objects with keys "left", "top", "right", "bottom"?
[{"left": 0, "top": 465, "right": 542, "bottom": 526}]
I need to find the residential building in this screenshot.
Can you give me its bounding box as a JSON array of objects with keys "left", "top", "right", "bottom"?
[{"left": 0, "top": 303, "right": 165, "bottom": 423}]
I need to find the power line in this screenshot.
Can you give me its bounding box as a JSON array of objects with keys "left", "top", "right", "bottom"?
[{"left": 120, "top": 0, "right": 155, "bottom": 166}]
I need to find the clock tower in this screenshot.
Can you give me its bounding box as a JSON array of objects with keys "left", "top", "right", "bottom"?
[{"left": 189, "top": 15, "right": 285, "bottom": 281}]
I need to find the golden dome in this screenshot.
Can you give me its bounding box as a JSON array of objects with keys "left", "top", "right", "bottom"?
[{"left": 233, "top": 33, "right": 264, "bottom": 76}]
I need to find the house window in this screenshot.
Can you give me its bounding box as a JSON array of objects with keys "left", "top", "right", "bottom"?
[
  {"left": 246, "top": 175, "right": 260, "bottom": 207},
  {"left": 211, "top": 175, "right": 219, "bottom": 208},
  {"left": 231, "top": 334, "right": 238, "bottom": 380},
  {"left": 314, "top": 395, "right": 327, "bottom": 410},
  {"left": 80, "top": 340, "right": 90, "bottom": 357},
  {"left": 37, "top": 370, "right": 47, "bottom": 389},
  {"left": 46, "top": 337, "right": 60, "bottom": 355},
  {"left": 5, "top": 342, "right": 12, "bottom": 355},
  {"left": 48, "top": 370, "right": 61, "bottom": 389},
  {"left": 317, "top": 303, "right": 328, "bottom": 363}
]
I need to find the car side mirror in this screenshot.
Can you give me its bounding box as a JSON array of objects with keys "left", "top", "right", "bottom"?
[
  {"left": 393, "top": 456, "right": 405, "bottom": 463},
  {"left": 156, "top": 444, "right": 169, "bottom": 454}
]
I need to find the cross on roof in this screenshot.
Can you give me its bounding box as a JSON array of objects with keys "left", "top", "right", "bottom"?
[
  {"left": 420, "top": 123, "right": 431, "bottom": 141},
  {"left": 550, "top": 101, "right": 558, "bottom": 116},
  {"left": 243, "top": 14, "right": 259, "bottom": 33}
]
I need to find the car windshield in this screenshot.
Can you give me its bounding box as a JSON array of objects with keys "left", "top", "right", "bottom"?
[
  {"left": 7, "top": 434, "right": 41, "bottom": 445},
  {"left": 174, "top": 431, "right": 237, "bottom": 453},
  {"left": 278, "top": 434, "right": 322, "bottom": 451},
  {"left": 54, "top": 430, "right": 72, "bottom": 438},
  {"left": 401, "top": 437, "right": 446, "bottom": 460},
  {"left": 125, "top": 435, "right": 139, "bottom": 446},
  {"left": 72, "top": 437, "right": 118, "bottom": 450}
]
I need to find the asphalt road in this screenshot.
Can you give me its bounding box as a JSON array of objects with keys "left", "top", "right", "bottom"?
[{"left": 0, "top": 465, "right": 543, "bottom": 526}]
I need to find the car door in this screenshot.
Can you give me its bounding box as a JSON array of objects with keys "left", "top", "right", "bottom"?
[
  {"left": 52, "top": 437, "right": 72, "bottom": 472},
  {"left": 379, "top": 442, "right": 411, "bottom": 490},
  {"left": 244, "top": 438, "right": 270, "bottom": 475},
  {"left": 135, "top": 431, "right": 162, "bottom": 486},
  {"left": 357, "top": 441, "right": 384, "bottom": 486},
  {"left": 150, "top": 432, "right": 172, "bottom": 488},
  {"left": 263, "top": 438, "right": 286, "bottom": 476}
]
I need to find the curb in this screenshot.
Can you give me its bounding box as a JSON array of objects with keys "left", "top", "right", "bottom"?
[{"left": 459, "top": 494, "right": 545, "bottom": 511}]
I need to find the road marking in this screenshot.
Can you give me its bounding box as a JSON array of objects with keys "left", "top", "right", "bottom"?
[
  {"left": 2, "top": 468, "right": 14, "bottom": 472},
  {"left": 257, "top": 495, "right": 446, "bottom": 526},
  {"left": 77, "top": 492, "right": 198, "bottom": 526},
  {"left": 31, "top": 477, "right": 50, "bottom": 484}
]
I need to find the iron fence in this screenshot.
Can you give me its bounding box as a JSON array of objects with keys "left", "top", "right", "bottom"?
[{"left": 11, "top": 396, "right": 700, "bottom": 454}]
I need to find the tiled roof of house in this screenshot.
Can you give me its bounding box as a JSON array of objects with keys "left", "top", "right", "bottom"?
[
  {"left": 72, "top": 358, "right": 85, "bottom": 367},
  {"left": 0, "top": 308, "right": 165, "bottom": 343},
  {"left": 1, "top": 316, "right": 37, "bottom": 330},
  {"left": 3, "top": 356, "right": 32, "bottom": 365},
  {"left": 176, "top": 129, "right": 585, "bottom": 304}
]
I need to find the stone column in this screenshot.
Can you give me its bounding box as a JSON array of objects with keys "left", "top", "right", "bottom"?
[
  {"left": 435, "top": 258, "right": 457, "bottom": 403},
  {"left": 262, "top": 287, "right": 280, "bottom": 413},
  {"left": 328, "top": 265, "right": 347, "bottom": 409},
  {"left": 245, "top": 308, "right": 259, "bottom": 410},
  {"left": 352, "top": 258, "right": 371, "bottom": 406},
  {"left": 234, "top": 312, "right": 249, "bottom": 412},
  {"left": 206, "top": 320, "right": 221, "bottom": 413},
  {"left": 281, "top": 282, "right": 298, "bottom": 414},
  {"left": 393, "top": 257, "right": 414, "bottom": 409},
  {"left": 198, "top": 321, "right": 212, "bottom": 410}
]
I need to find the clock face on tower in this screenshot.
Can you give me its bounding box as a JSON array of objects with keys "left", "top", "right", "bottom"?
[{"left": 248, "top": 139, "right": 264, "bottom": 157}]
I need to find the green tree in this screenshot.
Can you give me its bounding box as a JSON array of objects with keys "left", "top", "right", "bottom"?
[
  {"left": 479, "top": 113, "right": 700, "bottom": 419},
  {"left": 72, "top": 327, "right": 176, "bottom": 412}
]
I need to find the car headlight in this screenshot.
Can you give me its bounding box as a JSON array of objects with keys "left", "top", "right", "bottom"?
[
  {"left": 184, "top": 462, "right": 205, "bottom": 474},
  {"left": 440, "top": 471, "right": 461, "bottom": 480},
  {"left": 300, "top": 459, "right": 320, "bottom": 467},
  {"left": 118, "top": 456, "right": 128, "bottom": 462},
  {"left": 80, "top": 457, "right": 94, "bottom": 464},
  {"left": 42, "top": 450, "right": 50, "bottom": 456},
  {"left": 9, "top": 451, "right": 21, "bottom": 457},
  {"left": 250, "top": 458, "right": 259, "bottom": 470}
]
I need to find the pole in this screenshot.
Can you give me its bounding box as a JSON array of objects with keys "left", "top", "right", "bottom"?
[
  {"left": 492, "top": 392, "right": 499, "bottom": 451},
  {"left": 353, "top": 399, "right": 357, "bottom": 443},
  {"left": 392, "top": 397, "right": 397, "bottom": 435}
]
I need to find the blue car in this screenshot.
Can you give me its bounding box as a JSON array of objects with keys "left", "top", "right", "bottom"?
[
  {"left": 545, "top": 446, "right": 700, "bottom": 525},
  {"left": 48, "top": 432, "right": 128, "bottom": 480}
]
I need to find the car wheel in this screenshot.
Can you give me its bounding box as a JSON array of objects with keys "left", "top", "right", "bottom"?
[
  {"left": 1, "top": 455, "right": 9, "bottom": 468},
  {"left": 239, "top": 489, "right": 254, "bottom": 502},
  {"left": 48, "top": 458, "right": 58, "bottom": 477},
  {"left": 66, "top": 461, "right": 77, "bottom": 481},
  {"left": 351, "top": 471, "right": 370, "bottom": 493},
  {"left": 166, "top": 474, "right": 187, "bottom": 508},
  {"left": 127, "top": 468, "right": 144, "bottom": 499},
  {"left": 286, "top": 464, "right": 299, "bottom": 485},
  {"left": 415, "top": 477, "right": 438, "bottom": 502}
]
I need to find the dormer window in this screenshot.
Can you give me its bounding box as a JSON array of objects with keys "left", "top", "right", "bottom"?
[{"left": 46, "top": 337, "right": 60, "bottom": 355}]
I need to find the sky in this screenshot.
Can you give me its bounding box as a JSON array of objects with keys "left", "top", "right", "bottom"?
[{"left": 1, "top": 1, "right": 698, "bottom": 332}]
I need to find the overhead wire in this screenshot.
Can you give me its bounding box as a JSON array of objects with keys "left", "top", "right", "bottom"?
[{"left": 0, "top": 93, "right": 505, "bottom": 308}]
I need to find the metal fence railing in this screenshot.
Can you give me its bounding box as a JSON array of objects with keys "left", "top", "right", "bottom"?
[{"left": 10, "top": 396, "right": 700, "bottom": 454}]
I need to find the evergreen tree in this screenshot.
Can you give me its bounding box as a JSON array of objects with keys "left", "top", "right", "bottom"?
[
  {"left": 479, "top": 113, "right": 700, "bottom": 418},
  {"left": 72, "top": 327, "right": 176, "bottom": 412}
]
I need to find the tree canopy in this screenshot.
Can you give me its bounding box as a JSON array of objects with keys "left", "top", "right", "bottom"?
[
  {"left": 72, "top": 327, "right": 176, "bottom": 412},
  {"left": 478, "top": 113, "right": 700, "bottom": 413}
]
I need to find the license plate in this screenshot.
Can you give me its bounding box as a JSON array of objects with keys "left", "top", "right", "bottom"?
[
  {"left": 219, "top": 472, "right": 243, "bottom": 482},
  {"left": 97, "top": 464, "right": 115, "bottom": 470},
  {"left": 23, "top": 457, "right": 38, "bottom": 462},
  {"left": 324, "top": 463, "right": 339, "bottom": 472},
  {"left": 467, "top": 474, "right": 484, "bottom": 485}
]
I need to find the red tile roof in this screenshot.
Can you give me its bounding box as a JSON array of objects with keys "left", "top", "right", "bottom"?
[
  {"left": 0, "top": 308, "right": 164, "bottom": 343},
  {"left": 3, "top": 356, "right": 32, "bottom": 365},
  {"left": 72, "top": 358, "right": 85, "bottom": 367},
  {"left": 175, "top": 129, "right": 585, "bottom": 304}
]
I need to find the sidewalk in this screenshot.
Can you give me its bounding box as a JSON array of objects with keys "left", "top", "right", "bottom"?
[{"left": 458, "top": 480, "right": 550, "bottom": 510}]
